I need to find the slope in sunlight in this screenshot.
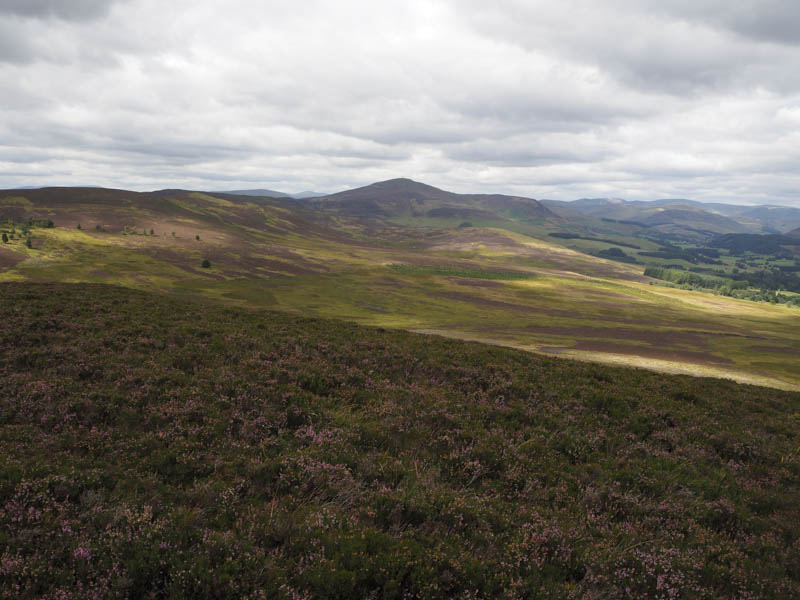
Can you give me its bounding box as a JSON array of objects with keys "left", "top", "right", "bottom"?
[{"left": 2, "top": 184, "right": 799, "bottom": 392}]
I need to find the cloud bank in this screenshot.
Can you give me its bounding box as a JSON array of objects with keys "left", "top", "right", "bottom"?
[{"left": 0, "top": 0, "right": 799, "bottom": 204}]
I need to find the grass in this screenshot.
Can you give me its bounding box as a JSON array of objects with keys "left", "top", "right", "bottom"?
[
  {"left": 2, "top": 190, "right": 800, "bottom": 391},
  {"left": 1, "top": 282, "right": 799, "bottom": 599},
  {"left": 388, "top": 263, "right": 536, "bottom": 280}
]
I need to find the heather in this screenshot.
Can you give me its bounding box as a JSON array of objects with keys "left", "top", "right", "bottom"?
[
  {"left": 1, "top": 282, "right": 799, "bottom": 599},
  {"left": 4, "top": 187, "right": 800, "bottom": 392}
]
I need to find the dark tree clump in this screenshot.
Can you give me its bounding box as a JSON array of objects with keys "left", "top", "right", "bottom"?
[{"left": 201, "top": 259, "right": 211, "bottom": 268}]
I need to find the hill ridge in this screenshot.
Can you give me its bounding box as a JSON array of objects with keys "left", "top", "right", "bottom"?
[{"left": 313, "top": 177, "right": 558, "bottom": 221}]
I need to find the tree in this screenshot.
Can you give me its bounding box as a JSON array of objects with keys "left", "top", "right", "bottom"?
[
  {"left": 25, "top": 237, "right": 32, "bottom": 249},
  {"left": 76, "top": 223, "right": 82, "bottom": 230},
  {"left": 150, "top": 228, "right": 154, "bottom": 236},
  {"left": 1, "top": 233, "right": 7, "bottom": 243},
  {"left": 201, "top": 259, "right": 211, "bottom": 268},
  {"left": 195, "top": 235, "right": 200, "bottom": 241}
]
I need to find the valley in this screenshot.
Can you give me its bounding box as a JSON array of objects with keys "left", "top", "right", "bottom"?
[
  {"left": 2, "top": 180, "right": 800, "bottom": 598},
  {"left": 2, "top": 181, "right": 799, "bottom": 391}
]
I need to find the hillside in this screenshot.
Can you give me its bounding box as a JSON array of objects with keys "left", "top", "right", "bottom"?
[
  {"left": 220, "top": 188, "right": 293, "bottom": 198},
  {"left": 735, "top": 205, "right": 800, "bottom": 233},
  {"left": 2, "top": 186, "right": 800, "bottom": 391},
  {"left": 221, "top": 189, "right": 328, "bottom": 199},
  {"left": 1, "top": 282, "right": 799, "bottom": 598},
  {"left": 556, "top": 199, "right": 756, "bottom": 241},
  {"left": 310, "top": 178, "right": 557, "bottom": 223}
]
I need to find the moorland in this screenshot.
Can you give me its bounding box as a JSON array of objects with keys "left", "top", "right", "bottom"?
[
  {"left": 2, "top": 180, "right": 800, "bottom": 598},
  {"left": 1, "top": 180, "right": 799, "bottom": 390},
  {"left": 1, "top": 282, "right": 799, "bottom": 598}
]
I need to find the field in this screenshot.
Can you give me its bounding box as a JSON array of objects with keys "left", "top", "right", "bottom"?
[
  {"left": 2, "top": 188, "right": 800, "bottom": 391},
  {"left": 1, "top": 282, "right": 799, "bottom": 598}
]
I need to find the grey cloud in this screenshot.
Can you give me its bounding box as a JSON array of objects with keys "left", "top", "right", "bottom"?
[
  {"left": 0, "top": 22, "right": 36, "bottom": 62},
  {"left": 632, "top": 0, "right": 800, "bottom": 45},
  {"left": 445, "top": 137, "right": 609, "bottom": 167},
  {"left": 0, "top": 0, "right": 121, "bottom": 21},
  {"left": 0, "top": 0, "right": 799, "bottom": 205},
  {"left": 456, "top": 0, "right": 800, "bottom": 96}
]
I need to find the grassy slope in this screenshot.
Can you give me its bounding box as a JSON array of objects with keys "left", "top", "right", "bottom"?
[
  {"left": 1, "top": 282, "right": 799, "bottom": 599},
  {"left": 2, "top": 190, "right": 800, "bottom": 391}
]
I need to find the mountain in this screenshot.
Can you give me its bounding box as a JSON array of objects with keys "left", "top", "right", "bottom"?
[
  {"left": 311, "top": 177, "right": 557, "bottom": 222},
  {"left": 735, "top": 205, "right": 800, "bottom": 233},
  {"left": 565, "top": 197, "right": 628, "bottom": 210},
  {"left": 549, "top": 197, "right": 800, "bottom": 237},
  {"left": 219, "top": 188, "right": 293, "bottom": 198},
  {"left": 635, "top": 206, "right": 753, "bottom": 234},
  {"left": 3, "top": 184, "right": 800, "bottom": 391},
  {"left": 219, "top": 189, "right": 329, "bottom": 199},
  {"left": 549, "top": 197, "right": 760, "bottom": 241}
]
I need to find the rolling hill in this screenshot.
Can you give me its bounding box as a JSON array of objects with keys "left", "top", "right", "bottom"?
[
  {"left": 221, "top": 189, "right": 328, "bottom": 199},
  {"left": 545, "top": 199, "right": 757, "bottom": 241},
  {"left": 2, "top": 184, "right": 800, "bottom": 391},
  {"left": 736, "top": 205, "right": 800, "bottom": 233},
  {"left": 2, "top": 183, "right": 800, "bottom": 597},
  {"left": 309, "top": 178, "right": 558, "bottom": 223},
  {"left": 546, "top": 197, "right": 800, "bottom": 240}
]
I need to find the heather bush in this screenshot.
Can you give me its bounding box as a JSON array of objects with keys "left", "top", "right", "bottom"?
[{"left": 0, "top": 282, "right": 798, "bottom": 599}]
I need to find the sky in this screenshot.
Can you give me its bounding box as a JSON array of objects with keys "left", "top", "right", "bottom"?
[{"left": 1, "top": 0, "right": 800, "bottom": 205}]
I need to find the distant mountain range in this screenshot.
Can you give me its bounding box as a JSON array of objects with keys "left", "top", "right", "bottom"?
[
  {"left": 220, "top": 189, "right": 327, "bottom": 199},
  {"left": 6, "top": 179, "right": 800, "bottom": 242},
  {"left": 220, "top": 182, "right": 800, "bottom": 237},
  {"left": 543, "top": 197, "right": 800, "bottom": 238}
]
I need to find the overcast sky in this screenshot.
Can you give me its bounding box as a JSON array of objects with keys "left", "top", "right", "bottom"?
[{"left": 1, "top": 0, "right": 799, "bottom": 204}]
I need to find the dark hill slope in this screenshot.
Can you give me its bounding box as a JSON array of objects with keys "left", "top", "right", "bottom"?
[
  {"left": 736, "top": 205, "right": 800, "bottom": 233},
  {"left": 219, "top": 189, "right": 328, "bottom": 199},
  {"left": 312, "top": 178, "right": 558, "bottom": 222},
  {"left": 558, "top": 198, "right": 757, "bottom": 241},
  {"left": 218, "top": 188, "right": 292, "bottom": 198},
  {"left": 638, "top": 207, "right": 751, "bottom": 232},
  {"left": 2, "top": 282, "right": 798, "bottom": 599}
]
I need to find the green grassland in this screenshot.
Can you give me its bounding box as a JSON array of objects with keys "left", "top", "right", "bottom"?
[
  {"left": 1, "top": 282, "right": 799, "bottom": 598},
  {"left": 2, "top": 189, "right": 800, "bottom": 391}
]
